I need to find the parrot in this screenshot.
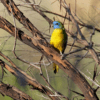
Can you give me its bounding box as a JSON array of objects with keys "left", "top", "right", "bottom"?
[{"left": 50, "top": 21, "right": 68, "bottom": 74}]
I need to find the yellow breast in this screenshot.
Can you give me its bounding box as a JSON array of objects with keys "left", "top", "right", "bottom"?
[{"left": 50, "top": 29, "right": 64, "bottom": 52}]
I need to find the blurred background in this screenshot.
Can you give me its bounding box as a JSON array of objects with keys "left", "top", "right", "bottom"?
[{"left": 0, "top": 0, "right": 100, "bottom": 99}]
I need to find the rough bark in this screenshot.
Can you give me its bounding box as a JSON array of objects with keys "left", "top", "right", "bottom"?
[{"left": 0, "top": 82, "right": 33, "bottom": 100}]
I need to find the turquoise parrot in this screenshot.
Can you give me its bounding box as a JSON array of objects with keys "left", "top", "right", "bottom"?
[{"left": 50, "top": 21, "right": 68, "bottom": 74}]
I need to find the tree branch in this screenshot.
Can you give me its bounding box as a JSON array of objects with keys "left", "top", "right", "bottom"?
[
  {"left": 0, "top": 0, "right": 99, "bottom": 99},
  {"left": 0, "top": 82, "right": 33, "bottom": 100}
]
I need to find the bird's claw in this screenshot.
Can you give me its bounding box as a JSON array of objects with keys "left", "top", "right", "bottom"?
[
  {"left": 61, "top": 54, "right": 64, "bottom": 60},
  {"left": 60, "top": 51, "right": 64, "bottom": 60}
]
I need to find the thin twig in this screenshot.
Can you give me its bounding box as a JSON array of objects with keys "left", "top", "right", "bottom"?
[
  {"left": 43, "top": 58, "right": 50, "bottom": 83},
  {"left": 64, "top": 46, "right": 86, "bottom": 58},
  {"left": 75, "top": 50, "right": 89, "bottom": 66},
  {"left": 79, "top": 70, "right": 100, "bottom": 87},
  {"left": 0, "top": 51, "right": 40, "bottom": 70}
]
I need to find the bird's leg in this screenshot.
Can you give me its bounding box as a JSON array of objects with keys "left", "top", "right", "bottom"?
[{"left": 60, "top": 51, "right": 64, "bottom": 60}]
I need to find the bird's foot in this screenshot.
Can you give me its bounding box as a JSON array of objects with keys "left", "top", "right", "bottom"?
[
  {"left": 61, "top": 54, "right": 64, "bottom": 60},
  {"left": 60, "top": 51, "right": 64, "bottom": 60}
]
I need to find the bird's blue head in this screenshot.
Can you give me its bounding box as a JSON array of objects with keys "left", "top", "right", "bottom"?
[{"left": 53, "top": 21, "right": 64, "bottom": 29}]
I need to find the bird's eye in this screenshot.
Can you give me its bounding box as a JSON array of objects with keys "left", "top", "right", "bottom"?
[{"left": 56, "top": 23, "right": 58, "bottom": 25}]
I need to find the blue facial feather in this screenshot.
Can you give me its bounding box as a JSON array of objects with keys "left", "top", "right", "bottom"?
[{"left": 53, "top": 21, "right": 63, "bottom": 29}]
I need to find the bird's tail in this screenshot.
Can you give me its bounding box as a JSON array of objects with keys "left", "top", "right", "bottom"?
[{"left": 53, "top": 63, "right": 59, "bottom": 74}]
